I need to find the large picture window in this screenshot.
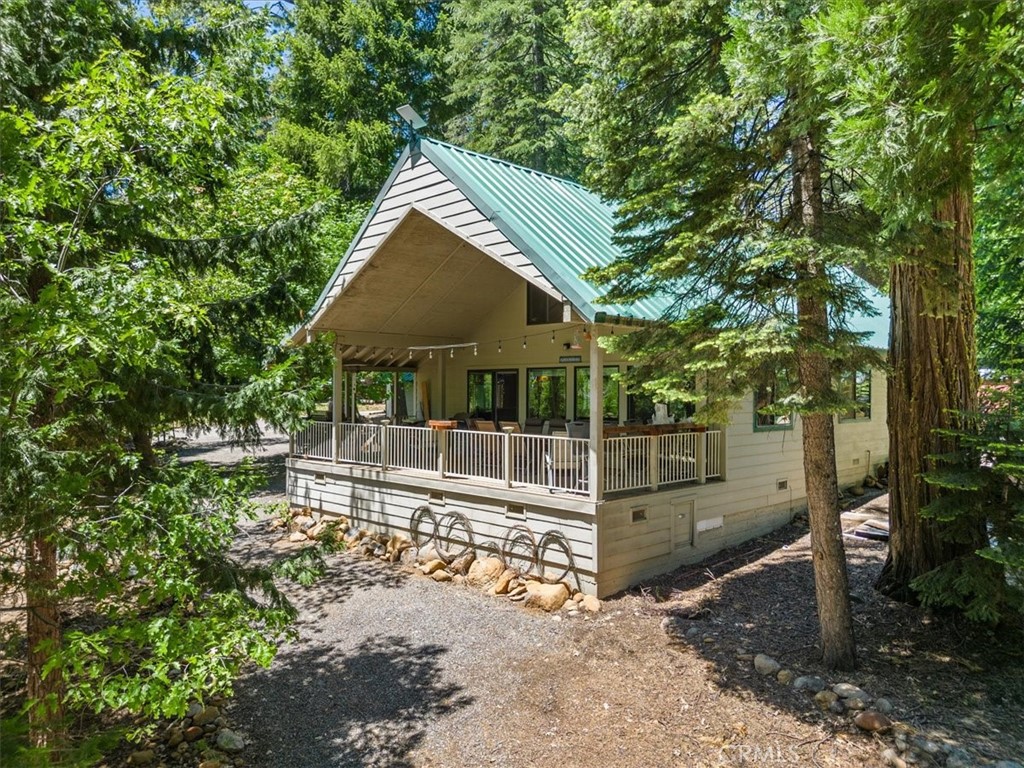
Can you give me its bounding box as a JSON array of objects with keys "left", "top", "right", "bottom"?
[
  {"left": 754, "top": 371, "right": 793, "bottom": 431},
  {"left": 839, "top": 369, "right": 871, "bottom": 422},
  {"left": 527, "top": 283, "right": 562, "bottom": 325},
  {"left": 527, "top": 367, "right": 566, "bottom": 420},
  {"left": 574, "top": 366, "right": 620, "bottom": 420}
]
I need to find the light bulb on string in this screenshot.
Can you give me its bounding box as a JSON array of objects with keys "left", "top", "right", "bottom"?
[
  {"left": 449, "top": 348, "right": 454, "bottom": 359},
  {"left": 550, "top": 331, "right": 554, "bottom": 343},
  {"left": 473, "top": 344, "right": 478, "bottom": 356},
  {"left": 498, "top": 340, "right": 502, "bottom": 353},
  {"left": 522, "top": 337, "right": 526, "bottom": 349},
  {"left": 429, "top": 350, "right": 433, "bottom": 359}
]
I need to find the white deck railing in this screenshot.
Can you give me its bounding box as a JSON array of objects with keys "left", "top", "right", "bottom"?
[
  {"left": 291, "top": 420, "right": 334, "bottom": 461},
  {"left": 291, "top": 421, "right": 722, "bottom": 497}
]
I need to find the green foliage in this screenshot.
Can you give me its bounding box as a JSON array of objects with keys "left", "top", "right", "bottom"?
[
  {"left": 443, "top": 0, "right": 585, "bottom": 177},
  {"left": 272, "top": 0, "right": 451, "bottom": 196},
  {"left": 564, "top": 0, "right": 881, "bottom": 422},
  {"left": 916, "top": 385, "right": 1024, "bottom": 623}
]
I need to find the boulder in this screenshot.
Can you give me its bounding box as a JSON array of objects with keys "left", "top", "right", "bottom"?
[
  {"left": 386, "top": 534, "right": 412, "bottom": 562},
  {"left": 215, "top": 729, "right": 246, "bottom": 753},
  {"left": 881, "top": 748, "right": 907, "bottom": 768},
  {"left": 186, "top": 702, "right": 204, "bottom": 718},
  {"left": 185, "top": 726, "right": 205, "bottom": 742},
  {"left": 832, "top": 682, "right": 869, "bottom": 701},
  {"left": 165, "top": 727, "right": 184, "bottom": 748},
  {"left": 793, "top": 675, "right": 826, "bottom": 693},
  {"left": 572, "top": 592, "right": 585, "bottom": 603},
  {"left": 291, "top": 514, "right": 314, "bottom": 532},
  {"left": 846, "top": 697, "right": 867, "bottom": 711},
  {"left": 489, "top": 568, "right": 517, "bottom": 595},
  {"left": 306, "top": 521, "right": 326, "bottom": 540},
  {"left": 430, "top": 570, "right": 453, "bottom": 582},
  {"left": 853, "top": 711, "right": 892, "bottom": 732},
  {"left": 581, "top": 594, "right": 602, "bottom": 613},
  {"left": 874, "top": 697, "right": 894, "bottom": 714},
  {"left": 776, "top": 669, "right": 795, "bottom": 685},
  {"left": 524, "top": 581, "right": 570, "bottom": 612},
  {"left": 192, "top": 706, "right": 220, "bottom": 727},
  {"left": 753, "top": 654, "right": 781, "bottom": 676},
  {"left": 419, "top": 559, "right": 447, "bottom": 575},
  {"left": 448, "top": 551, "right": 476, "bottom": 575},
  {"left": 129, "top": 750, "right": 155, "bottom": 765},
  {"left": 814, "top": 690, "right": 839, "bottom": 710},
  {"left": 287, "top": 531, "right": 308, "bottom": 543},
  {"left": 416, "top": 544, "right": 442, "bottom": 565},
  {"left": 466, "top": 557, "right": 504, "bottom": 588}
]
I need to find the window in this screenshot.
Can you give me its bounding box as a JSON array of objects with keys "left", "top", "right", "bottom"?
[
  {"left": 574, "top": 366, "right": 620, "bottom": 420},
  {"left": 527, "top": 367, "right": 567, "bottom": 420},
  {"left": 754, "top": 371, "right": 793, "bottom": 431},
  {"left": 839, "top": 369, "right": 872, "bottom": 421},
  {"left": 527, "top": 283, "right": 562, "bottom": 325},
  {"left": 467, "top": 370, "right": 519, "bottom": 422},
  {"left": 625, "top": 368, "right": 696, "bottom": 423}
]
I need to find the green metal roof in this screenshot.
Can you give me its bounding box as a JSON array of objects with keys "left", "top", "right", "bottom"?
[
  {"left": 420, "top": 137, "right": 889, "bottom": 347},
  {"left": 419, "top": 137, "right": 669, "bottom": 323},
  {"left": 299, "top": 136, "right": 889, "bottom": 348}
]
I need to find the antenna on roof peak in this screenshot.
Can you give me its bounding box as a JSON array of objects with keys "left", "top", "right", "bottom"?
[{"left": 396, "top": 104, "right": 427, "bottom": 131}]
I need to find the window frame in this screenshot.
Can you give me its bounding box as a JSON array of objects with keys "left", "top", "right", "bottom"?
[
  {"left": 753, "top": 371, "right": 794, "bottom": 432},
  {"left": 526, "top": 366, "right": 567, "bottom": 420},
  {"left": 574, "top": 365, "right": 620, "bottom": 420},
  {"left": 838, "top": 369, "right": 872, "bottom": 422}
]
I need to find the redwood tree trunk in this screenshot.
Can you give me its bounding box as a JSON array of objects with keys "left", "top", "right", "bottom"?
[
  {"left": 26, "top": 530, "right": 66, "bottom": 760},
  {"left": 876, "top": 169, "right": 985, "bottom": 601},
  {"left": 794, "top": 132, "right": 856, "bottom": 670}
]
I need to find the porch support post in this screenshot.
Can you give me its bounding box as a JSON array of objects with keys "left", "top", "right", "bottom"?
[
  {"left": 588, "top": 332, "right": 604, "bottom": 501},
  {"left": 503, "top": 433, "right": 513, "bottom": 489},
  {"left": 648, "top": 435, "right": 659, "bottom": 492},
  {"left": 696, "top": 430, "right": 707, "bottom": 484},
  {"left": 333, "top": 344, "right": 343, "bottom": 463}
]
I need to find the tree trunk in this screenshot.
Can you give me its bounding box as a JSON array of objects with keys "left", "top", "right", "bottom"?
[
  {"left": 26, "top": 529, "right": 66, "bottom": 761},
  {"left": 876, "top": 165, "right": 985, "bottom": 601},
  {"left": 794, "top": 132, "right": 857, "bottom": 670}
]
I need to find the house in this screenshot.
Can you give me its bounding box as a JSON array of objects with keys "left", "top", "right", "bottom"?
[{"left": 286, "top": 134, "right": 889, "bottom": 597}]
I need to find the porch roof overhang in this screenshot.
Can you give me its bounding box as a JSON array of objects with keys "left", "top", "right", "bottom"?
[{"left": 304, "top": 205, "right": 552, "bottom": 368}]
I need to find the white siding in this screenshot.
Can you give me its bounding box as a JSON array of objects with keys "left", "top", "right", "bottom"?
[{"left": 315, "top": 157, "right": 557, "bottom": 319}]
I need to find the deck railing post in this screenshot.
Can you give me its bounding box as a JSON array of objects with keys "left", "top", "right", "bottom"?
[
  {"left": 718, "top": 428, "right": 727, "bottom": 480},
  {"left": 437, "top": 428, "right": 447, "bottom": 478},
  {"left": 380, "top": 424, "right": 389, "bottom": 472},
  {"left": 697, "top": 430, "right": 707, "bottom": 484},
  {"left": 648, "top": 435, "right": 660, "bottom": 492},
  {"left": 503, "top": 433, "right": 513, "bottom": 488}
]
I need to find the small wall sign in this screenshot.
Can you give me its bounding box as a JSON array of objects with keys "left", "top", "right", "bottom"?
[{"left": 559, "top": 355, "right": 582, "bottom": 363}]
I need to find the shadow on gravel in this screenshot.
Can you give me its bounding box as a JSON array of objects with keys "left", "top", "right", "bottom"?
[
  {"left": 176, "top": 433, "right": 289, "bottom": 497},
  {"left": 234, "top": 634, "right": 473, "bottom": 768}
]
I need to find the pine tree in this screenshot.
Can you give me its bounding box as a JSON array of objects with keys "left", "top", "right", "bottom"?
[
  {"left": 818, "top": 0, "right": 1024, "bottom": 607},
  {"left": 443, "top": 0, "right": 584, "bottom": 178},
  {"left": 567, "top": 0, "right": 880, "bottom": 669},
  {"left": 273, "top": 0, "right": 450, "bottom": 196}
]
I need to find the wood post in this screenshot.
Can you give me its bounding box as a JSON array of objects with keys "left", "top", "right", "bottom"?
[
  {"left": 333, "top": 345, "right": 343, "bottom": 463},
  {"left": 696, "top": 432, "right": 707, "bottom": 484},
  {"left": 648, "top": 435, "right": 659, "bottom": 491},
  {"left": 588, "top": 333, "right": 604, "bottom": 500}
]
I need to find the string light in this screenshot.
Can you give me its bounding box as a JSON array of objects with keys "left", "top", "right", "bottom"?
[
  {"left": 473, "top": 344, "right": 478, "bottom": 356},
  {"left": 550, "top": 331, "right": 555, "bottom": 343},
  {"left": 522, "top": 337, "right": 526, "bottom": 349},
  {"left": 429, "top": 350, "right": 433, "bottom": 359},
  {"left": 449, "top": 348, "right": 454, "bottom": 359},
  {"left": 498, "top": 340, "right": 502, "bottom": 353}
]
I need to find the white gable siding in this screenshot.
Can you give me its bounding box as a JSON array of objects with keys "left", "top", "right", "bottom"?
[{"left": 316, "top": 156, "right": 556, "bottom": 316}]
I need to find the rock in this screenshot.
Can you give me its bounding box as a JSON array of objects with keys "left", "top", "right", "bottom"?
[
  {"left": 399, "top": 546, "right": 419, "bottom": 566},
  {"left": 489, "top": 568, "right": 517, "bottom": 595},
  {"left": 372, "top": 544, "right": 386, "bottom": 557},
  {"left": 753, "top": 654, "right": 781, "bottom": 676},
  {"left": 794, "top": 675, "right": 826, "bottom": 693},
  {"left": 573, "top": 592, "right": 585, "bottom": 603},
  {"left": 828, "top": 699, "right": 846, "bottom": 715},
  {"left": 292, "top": 514, "right": 314, "bottom": 531},
  {"left": 166, "top": 727, "right": 184, "bottom": 748},
  {"left": 660, "top": 615, "right": 688, "bottom": 638},
  {"left": 846, "top": 697, "right": 867, "bottom": 711},
  {"left": 215, "top": 729, "right": 245, "bottom": 753},
  {"left": 306, "top": 521, "right": 326, "bottom": 540},
  {"left": 419, "top": 559, "right": 447, "bottom": 575},
  {"left": 199, "top": 761, "right": 222, "bottom": 768},
  {"left": 685, "top": 626, "right": 701, "bottom": 639},
  {"left": 874, "top": 697, "right": 893, "bottom": 714},
  {"left": 185, "top": 726, "right": 205, "bottom": 742},
  {"left": 881, "top": 748, "right": 907, "bottom": 768},
  {"left": 416, "top": 544, "right": 442, "bottom": 564},
  {"left": 581, "top": 594, "right": 602, "bottom": 613},
  {"left": 736, "top": 653, "right": 754, "bottom": 662},
  {"left": 992, "top": 762, "right": 1024, "bottom": 768},
  {"left": 854, "top": 711, "right": 892, "bottom": 732},
  {"left": 911, "top": 736, "right": 944, "bottom": 756},
  {"left": 945, "top": 748, "right": 972, "bottom": 768},
  {"left": 448, "top": 551, "right": 476, "bottom": 575},
  {"left": 832, "top": 683, "right": 870, "bottom": 700},
  {"left": 186, "top": 702, "right": 204, "bottom": 718},
  {"left": 452, "top": 574, "right": 465, "bottom": 585},
  {"left": 524, "top": 581, "right": 570, "bottom": 612},
  {"left": 287, "top": 531, "right": 308, "bottom": 543},
  {"left": 814, "top": 690, "right": 839, "bottom": 710},
  {"left": 776, "top": 669, "right": 795, "bottom": 685},
  {"left": 193, "top": 707, "right": 220, "bottom": 727},
  {"left": 507, "top": 585, "right": 527, "bottom": 598},
  {"left": 130, "top": 750, "right": 156, "bottom": 765},
  {"left": 430, "top": 570, "right": 452, "bottom": 582},
  {"left": 466, "top": 557, "right": 504, "bottom": 588}
]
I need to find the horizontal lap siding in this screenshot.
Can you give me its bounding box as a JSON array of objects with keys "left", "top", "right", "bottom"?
[{"left": 288, "top": 461, "right": 599, "bottom": 593}]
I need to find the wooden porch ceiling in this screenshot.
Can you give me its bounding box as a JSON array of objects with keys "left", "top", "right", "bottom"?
[{"left": 314, "top": 208, "right": 526, "bottom": 368}]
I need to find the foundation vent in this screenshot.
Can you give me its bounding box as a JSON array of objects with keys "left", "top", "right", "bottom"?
[{"left": 776, "top": 479, "right": 789, "bottom": 492}]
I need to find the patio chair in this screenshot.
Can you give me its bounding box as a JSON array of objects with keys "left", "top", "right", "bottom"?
[
  {"left": 545, "top": 436, "right": 586, "bottom": 493},
  {"left": 473, "top": 420, "right": 497, "bottom": 432}
]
